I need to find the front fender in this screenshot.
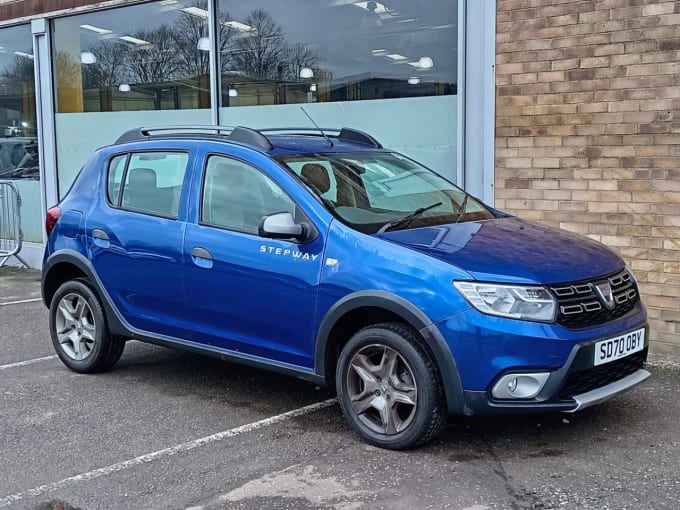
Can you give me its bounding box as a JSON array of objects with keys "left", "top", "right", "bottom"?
[{"left": 315, "top": 290, "right": 468, "bottom": 414}]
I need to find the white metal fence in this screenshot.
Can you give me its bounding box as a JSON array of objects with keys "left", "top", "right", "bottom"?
[{"left": 0, "top": 181, "right": 28, "bottom": 268}]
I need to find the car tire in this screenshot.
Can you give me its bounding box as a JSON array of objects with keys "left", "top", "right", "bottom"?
[
  {"left": 49, "top": 279, "right": 125, "bottom": 373},
  {"left": 336, "top": 322, "right": 446, "bottom": 450}
]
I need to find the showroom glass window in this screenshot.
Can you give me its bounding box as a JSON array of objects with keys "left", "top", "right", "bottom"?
[
  {"left": 0, "top": 23, "right": 42, "bottom": 243},
  {"left": 52, "top": 1, "right": 211, "bottom": 113},
  {"left": 51, "top": 1, "right": 213, "bottom": 197},
  {"left": 217, "top": 0, "right": 458, "bottom": 107}
]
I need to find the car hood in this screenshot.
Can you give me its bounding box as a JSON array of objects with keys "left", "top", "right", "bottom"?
[{"left": 375, "top": 217, "right": 624, "bottom": 284}]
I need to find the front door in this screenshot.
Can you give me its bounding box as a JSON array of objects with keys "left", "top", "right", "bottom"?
[{"left": 183, "top": 153, "right": 326, "bottom": 368}]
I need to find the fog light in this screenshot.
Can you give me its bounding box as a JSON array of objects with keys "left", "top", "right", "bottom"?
[{"left": 492, "top": 372, "right": 551, "bottom": 399}]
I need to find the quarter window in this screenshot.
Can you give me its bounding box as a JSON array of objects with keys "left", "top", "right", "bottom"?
[
  {"left": 108, "top": 151, "right": 188, "bottom": 218},
  {"left": 107, "top": 154, "right": 127, "bottom": 205},
  {"left": 201, "top": 155, "right": 295, "bottom": 234}
]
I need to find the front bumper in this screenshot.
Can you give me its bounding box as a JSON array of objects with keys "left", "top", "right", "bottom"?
[
  {"left": 568, "top": 368, "right": 650, "bottom": 412},
  {"left": 462, "top": 350, "right": 650, "bottom": 415},
  {"left": 435, "top": 305, "right": 650, "bottom": 415}
]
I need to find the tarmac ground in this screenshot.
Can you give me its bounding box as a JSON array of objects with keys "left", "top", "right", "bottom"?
[{"left": 1, "top": 267, "right": 679, "bottom": 510}]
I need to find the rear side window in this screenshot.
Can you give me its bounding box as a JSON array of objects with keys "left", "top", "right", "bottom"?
[
  {"left": 107, "top": 155, "right": 127, "bottom": 204},
  {"left": 107, "top": 151, "right": 189, "bottom": 218}
]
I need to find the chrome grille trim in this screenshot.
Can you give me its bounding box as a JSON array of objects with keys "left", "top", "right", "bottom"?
[{"left": 550, "top": 269, "right": 639, "bottom": 329}]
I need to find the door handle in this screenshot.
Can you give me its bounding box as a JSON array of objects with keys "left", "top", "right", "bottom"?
[
  {"left": 92, "top": 229, "right": 110, "bottom": 241},
  {"left": 191, "top": 247, "right": 213, "bottom": 260}
]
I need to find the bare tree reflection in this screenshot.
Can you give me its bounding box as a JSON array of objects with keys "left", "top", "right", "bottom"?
[
  {"left": 82, "top": 41, "right": 128, "bottom": 89},
  {"left": 1, "top": 53, "right": 34, "bottom": 94},
  {"left": 56, "top": 5, "right": 324, "bottom": 108},
  {"left": 231, "top": 9, "right": 286, "bottom": 79}
]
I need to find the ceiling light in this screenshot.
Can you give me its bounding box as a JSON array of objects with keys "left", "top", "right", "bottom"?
[
  {"left": 371, "top": 49, "right": 387, "bottom": 55},
  {"left": 223, "top": 21, "right": 253, "bottom": 32},
  {"left": 181, "top": 7, "right": 209, "bottom": 18},
  {"left": 300, "top": 67, "right": 314, "bottom": 79},
  {"left": 385, "top": 53, "right": 408, "bottom": 61},
  {"left": 80, "top": 24, "right": 113, "bottom": 35},
  {"left": 228, "top": 88, "right": 238, "bottom": 97},
  {"left": 197, "top": 37, "right": 210, "bottom": 51},
  {"left": 408, "top": 77, "right": 421, "bottom": 85},
  {"left": 160, "top": 0, "right": 178, "bottom": 4},
  {"left": 80, "top": 51, "right": 96, "bottom": 64},
  {"left": 417, "top": 56, "right": 434, "bottom": 69},
  {"left": 118, "top": 35, "right": 151, "bottom": 46},
  {"left": 118, "top": 84, "right": 131, "bottom": 92},
  {"left": 14, "top": 51, "right": 34, "bottom": 59}
]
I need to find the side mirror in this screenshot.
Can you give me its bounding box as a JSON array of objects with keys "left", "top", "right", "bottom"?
[{"left": 259, "top": 212, "right": 305, "bottom": 240}]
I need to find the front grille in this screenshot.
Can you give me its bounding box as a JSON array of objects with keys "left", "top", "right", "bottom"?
[
  {"left": 550, "top": 270, "right": 639, "bottom": 329},
  {"left": 558, "top": 349, "right": 647, "bottom": 399}
]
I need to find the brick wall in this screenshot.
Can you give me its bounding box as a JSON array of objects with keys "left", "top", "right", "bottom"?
[{"left": 496, "top": 0, "right": 680, "bottom": 355}]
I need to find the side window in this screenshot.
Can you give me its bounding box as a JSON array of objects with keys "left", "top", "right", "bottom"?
[
  {"left": 201, "top": 155, "right": 295, "bottom": 235},
  {"left": 117, "top": 152, "right": 189, "bottom": 218},
  {"left": 107, "top": 154, "right": 127, "bottom": 205}
]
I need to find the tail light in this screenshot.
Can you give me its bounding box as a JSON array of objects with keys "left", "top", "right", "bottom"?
[{"left": 46, "top": 206, "right": 61, "bottom": 236}]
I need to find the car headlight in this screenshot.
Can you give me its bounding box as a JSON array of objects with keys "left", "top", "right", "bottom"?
[{"left": 454, "top": 281, "right": 557, "bottom": 322}]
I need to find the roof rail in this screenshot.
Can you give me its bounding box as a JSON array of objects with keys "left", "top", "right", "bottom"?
[
  {"left": 229, "top": 126, "right": 273, "bottom": 150},
  {"left": 338, "top": 128, "right": 382, "bottom": 149},
  {"left": 115, "top": 125, "right": 236, "bottom": 144},
  {"left": 259, "top": 127, "right": 382, "bottom": 148},
  {"left": 114, "top": 125, "right": 382, "bottom": 150},
  {"left": 114, "top": 125, "right": 271, "bottom": 150}
]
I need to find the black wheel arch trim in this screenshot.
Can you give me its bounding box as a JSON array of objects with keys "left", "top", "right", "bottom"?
[
  {"left": 42, "top": 249, "right": 128, "bottom": 336},
  {"left": 314, "top": 290, "right": 468, "bottom": 415}
]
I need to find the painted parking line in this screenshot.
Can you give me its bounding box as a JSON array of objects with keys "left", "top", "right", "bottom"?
[
  {"left": 0, "top": 297, "right": 42, "bottom": 307},
  {"left": 0, "top": 355, "right": 58, "bottom": 371},
  {"left": 0, "top": 398, "right": 337, "bottom": 508}
]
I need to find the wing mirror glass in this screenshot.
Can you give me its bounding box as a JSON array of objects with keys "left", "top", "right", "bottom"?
[{"left": 259, "top": 212, "right": 305, "bottom": 240}]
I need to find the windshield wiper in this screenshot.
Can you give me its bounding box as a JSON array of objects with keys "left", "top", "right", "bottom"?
[
  {"left": 454, "top": 194, "right": 469, "bottom": 224},
  {"left": 377, "top": 202, "right": 443, "bottom": 234}
]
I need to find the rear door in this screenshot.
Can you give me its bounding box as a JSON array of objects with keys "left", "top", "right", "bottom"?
[
  {"left": 182, "top": 149, "right": 327, "bottom": 368},
  {"left": 86, "top": 144, "right": 198, "bottom": 339}
]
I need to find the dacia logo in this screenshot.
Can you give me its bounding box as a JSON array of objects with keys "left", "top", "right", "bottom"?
[
  {"left": 593, "top": 281, "right": 615, "bottom": 310},
  {"left": 259, "top": 245, "right": 319, "bottom": 262}
]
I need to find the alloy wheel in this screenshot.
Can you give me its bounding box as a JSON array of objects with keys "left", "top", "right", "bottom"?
[
  {"left": 346, "top": 344, "right": 418, "bottom": 435},
  {"left": 55, "top": 292, "right": 97, "bottom": 361}
]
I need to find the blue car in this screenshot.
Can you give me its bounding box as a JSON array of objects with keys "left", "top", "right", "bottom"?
[{"left": 42, "top": 126, "right": 649, "bottom": 449}]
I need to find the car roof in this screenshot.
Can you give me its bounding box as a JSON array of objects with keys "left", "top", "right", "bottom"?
[{"left": 112, "top": 126, "right": 386, "bottom": 156}]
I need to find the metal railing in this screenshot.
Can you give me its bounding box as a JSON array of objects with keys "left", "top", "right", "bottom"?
[{"left": 0, "top": 180, "right": 28, "bottom": 268}]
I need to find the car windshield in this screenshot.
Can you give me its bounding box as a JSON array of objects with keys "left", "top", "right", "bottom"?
[{"left": 276, "top": 152, "right": 495, "bottom": 234}]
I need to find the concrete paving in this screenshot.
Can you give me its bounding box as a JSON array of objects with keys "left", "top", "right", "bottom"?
[{"left": 1, "top": 268, "right": 679, "bottom": 510}]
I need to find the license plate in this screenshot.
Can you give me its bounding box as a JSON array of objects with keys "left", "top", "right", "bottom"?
[{"left": 594, "top": 327, "right": 645, "bottom": 366}]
